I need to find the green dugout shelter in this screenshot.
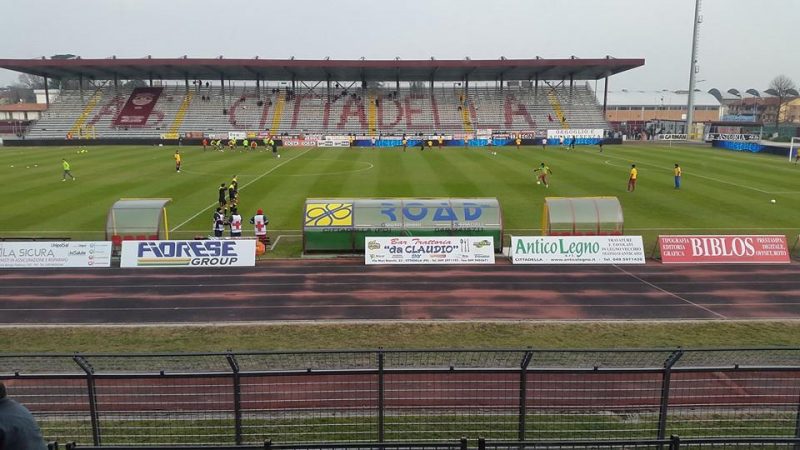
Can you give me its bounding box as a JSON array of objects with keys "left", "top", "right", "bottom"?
[{"left": 303, "top": 198, "right": 503, "bottom": 253}]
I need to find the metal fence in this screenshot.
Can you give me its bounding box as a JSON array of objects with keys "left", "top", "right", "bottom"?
[{"left": 3, "top": 349, "right": 800, "bottom": 447}]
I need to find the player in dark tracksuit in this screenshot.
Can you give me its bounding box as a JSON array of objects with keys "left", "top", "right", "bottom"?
[{"left": 218, "top": 183, "right": 227, "bottom": 209}]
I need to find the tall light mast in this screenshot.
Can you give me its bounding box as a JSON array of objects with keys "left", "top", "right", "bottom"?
[{"left": 685, "top": 0, "right": 702, "bottom": 138}]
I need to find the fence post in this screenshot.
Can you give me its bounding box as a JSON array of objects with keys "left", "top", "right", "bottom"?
[
  {"left": 378, "top": 349, "right": 385, "bottom": 442},
  {"left": 657, "top": 350, "right": 684, "bottom": 441},
  {"left": 518, "top": 350, "right": 533, "bottom": 441},
  {"left": 73, "top": 355, "right": 101, "bottom": 446},
  {"left": 226, "top": 352, "right": 243, "bottom": 445},
  {"left": 794, "top": 383, "right": 800, "bottom": 450},
  {"left": 669, "top": 435, "right": 680, "bottom": 450}
]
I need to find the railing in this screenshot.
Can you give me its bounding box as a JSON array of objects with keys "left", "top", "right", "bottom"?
[
  {"left": 48, "top": 437, "right": 800, "bottom": 450},
  {"left": 4, "top": 348, "right": 800, "bottom": 447},
  {"left": 53, "top": 440, "right": 469, "bottom": 450}
]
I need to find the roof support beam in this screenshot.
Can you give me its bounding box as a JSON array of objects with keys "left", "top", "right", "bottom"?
[
  {"left": 569, "top": 73, "right": 574, "bottom": 103},
  {"left": 327, "top": 74, "right": 331, "bottom": 103},
  {"left": 44, "top": 76, "right": 50, "bottom": 107},
  {"left": 430, "top": 66, "right": 438, "bottom": 96}
]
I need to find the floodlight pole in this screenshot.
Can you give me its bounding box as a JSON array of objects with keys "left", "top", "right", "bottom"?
[{"left": 685, "top": 0, "right": 702, "bottom": 139}]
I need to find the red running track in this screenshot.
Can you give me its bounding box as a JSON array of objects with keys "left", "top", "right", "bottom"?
[{"left": 1, "top": 260, "right": 800, "bottom": 324}]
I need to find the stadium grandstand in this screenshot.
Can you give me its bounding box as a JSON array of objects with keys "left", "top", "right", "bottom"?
[{"left": 0, "top": 57, "right": 643, "bottom": 142}]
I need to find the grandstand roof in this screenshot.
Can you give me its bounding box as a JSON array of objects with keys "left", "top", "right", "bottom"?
[{"left": 0, "top": 57, "right": 644, "bottom": 82}]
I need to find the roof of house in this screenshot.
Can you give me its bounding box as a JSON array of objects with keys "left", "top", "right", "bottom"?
[
  {"left": 0, "top": 103, "right": 48, "bottom": 112},
  {"left": 605, "top": 90, "right": 721, "bottom": 107}
]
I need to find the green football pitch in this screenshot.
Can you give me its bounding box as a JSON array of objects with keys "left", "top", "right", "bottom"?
[{"left": 1, "top": 143, "right": 798, "bottom": 257}]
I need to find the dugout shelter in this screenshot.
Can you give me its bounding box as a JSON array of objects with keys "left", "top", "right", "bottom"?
[
  {"left": 303, "top": 198, "right": 503, "bottom": 253},
  {"left": 106, "top": 198, "right": 172, "bottom": 247},
  {"left": 542, "top": 197, "right": 623, "bottom": 236}
]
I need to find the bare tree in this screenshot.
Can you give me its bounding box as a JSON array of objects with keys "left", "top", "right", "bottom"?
[
  {"left": 16, "top": 73, "right": 46, "bottom": 90},
  {"left": 766, "top": 75, "right": 798, "bottom": 127}
]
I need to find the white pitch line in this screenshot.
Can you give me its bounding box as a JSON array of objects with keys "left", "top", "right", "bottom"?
[
  {"left": 602, "top": 156, "right": 781, "bottom": 194},
  {"left": 170, "top": 148, "right": 312, "bottom": 231},
  {"left": 269, "top": 234, "right": 301, "bottom": 251},
  {"left": 614, "top": 265, "right": 728, "bottom": 319}
]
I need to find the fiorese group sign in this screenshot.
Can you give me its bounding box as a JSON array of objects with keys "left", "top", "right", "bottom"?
[
  {"left": 510, "top": 236, "right": 645, "bottom": 264},
  {"left": 365, "top": 236, "right": 494, "bottom": 265},
  {"left": 659, "top": 235, "right": 790, "bottom": 264},
  {"left": 121, "top": 240, "right": 256, "bottom": 268},
  {"left": 0, "top": 241, "right": 112, "bottom": 268}
]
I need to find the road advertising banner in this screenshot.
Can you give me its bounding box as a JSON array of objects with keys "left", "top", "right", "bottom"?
[
  {"left": 0, "top": 241, "right": 112, "bottom": 268},
  {"left": 121, "top": 240, "right": 256, "bottom": 268},
  {"left": 546, "top": 129, "right": 604, "bottom": 139},
  {"left": 283, "top": 138, "right": 318, "bottom": 146},
  {"left": 365, "top": 236, "right": 494, "bottom": 265},
  {"left": 318, "top": 136, "right": 351, "bottom": 147},
  {"left": 113, "top": 87, "right": 163, "bottom": 127},
  {"left": 510, "top": 236, "right": 645, "bottom": 264},
  {"left": 659, "top": 235, "right": 790, "bottom": 264}
]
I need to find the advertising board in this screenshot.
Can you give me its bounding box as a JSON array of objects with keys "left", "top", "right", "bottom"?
[
  {"left": 546, "top": 129, "right": 604, "bottom": 139},
  {"left": 659, "top": 235, "right": 790, "bottom": 264},
  {"left": 121, "top": 240, "right": 256, "bottom": 268},
  {"left": 510, "top": 236, "right": 645, "bottom": 264},
  {"left": 365, "top": 236, "right": 494, "bottom": 265},
  {"left": 0, "top": 241, "right": 112, "bottom": 268}
]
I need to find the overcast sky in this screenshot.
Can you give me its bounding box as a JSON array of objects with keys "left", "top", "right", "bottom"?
[{"left": 1, "top": 0, "right": 797, "bottom": 92}]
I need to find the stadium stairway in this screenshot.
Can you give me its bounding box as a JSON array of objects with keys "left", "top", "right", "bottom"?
[
  {"left": 367, "top": 92, "right": 378, "bottom": 136},
  {"left": 460, "top": 94, "right": 474, "bottom": 133},
  {"left": 68, "top": 89, "right": 104, "bottom": 136},
  {"left": 167, "top": 91, "right": 195, "bottom": 136},
  {"left": 547, "top": 88, "right": 570, "bottom": 129},
  {"left": 270, "top": 91, "right": 286, "bottom": 133}
]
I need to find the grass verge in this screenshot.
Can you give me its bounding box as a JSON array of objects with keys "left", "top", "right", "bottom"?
[{"left": 2, "top": 321, "right": 800, "bottom": 353}]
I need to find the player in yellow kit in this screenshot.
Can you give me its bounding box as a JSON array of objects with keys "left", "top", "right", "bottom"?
[
  {"left": 628, "top": 164, "right": 638, "bottom": 192},
  {"left": 533, "top": 162, "right": 552, "bottom": 188},
  {"left": 174, "top": 150, "right": 181, "bottom": 173}
]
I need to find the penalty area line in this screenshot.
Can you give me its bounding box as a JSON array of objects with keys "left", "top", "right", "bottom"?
[{"left": 170, "top": 148, "right": 312, "bottom": 232}]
